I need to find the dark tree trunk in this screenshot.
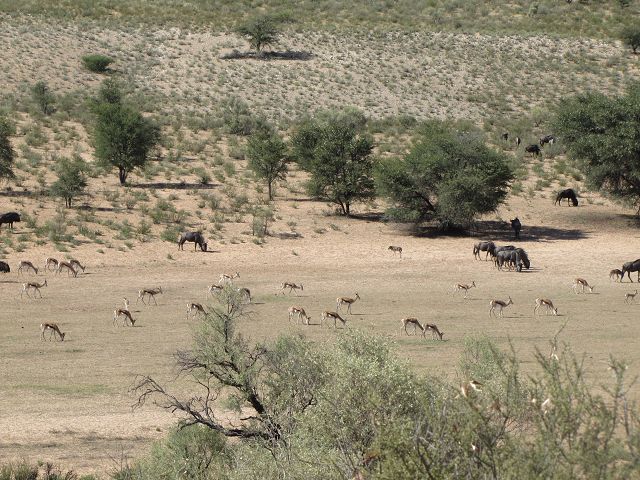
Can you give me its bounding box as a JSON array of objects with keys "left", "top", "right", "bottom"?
[
  {"left": 118, "top": 167, "right": 127, "bottom": 185},
  {"left": 268, "top": 181, "right": 273, "bottom": 200}
]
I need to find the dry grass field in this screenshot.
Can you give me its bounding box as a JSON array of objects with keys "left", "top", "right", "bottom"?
[{"left": 1, "top": 5, "right": 640, "bottom": 476}]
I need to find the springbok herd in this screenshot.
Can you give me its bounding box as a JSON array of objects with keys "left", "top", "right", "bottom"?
[{"left": 6, "top": 244, "right": 640, "bottom": 344}]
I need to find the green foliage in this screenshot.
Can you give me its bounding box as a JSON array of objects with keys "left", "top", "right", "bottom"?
[
  {"left": 621, "top": 25, "right": 640, "bottom": 53},
  {"left": 246, "top": 127, "right": 288, "bottom": 200},
  {"left": 291, "top": 109, "right": 374, "bottom": 216},
  {"left": 219, "top": 97, "right": 256, "bottom": 135},
  {"left": 235, "top": 15, "right": 280, "bottom": 53},
  {"left": 81, "top": 54, "right": 114, "bottom": 73},
  {"left": 375, "top": 121, "right": 513, "bottom": 228},
  {"left": 31, "top": 81, "right": 55, "bottom": 115},
  {"left": 92, "top": 80, "right": 160, "bottom": 185},
  {"left": 0, "top": 462, "right": 78, "bottom": 480},
  {"left": 554, "top": 83, "right": 640, "bottom": 212},
  {"left": 50, "top": 156, "right": 87, "bottom": 207},
  {"left": 0, "top": 117, "right": 15, "bottom": 181}
]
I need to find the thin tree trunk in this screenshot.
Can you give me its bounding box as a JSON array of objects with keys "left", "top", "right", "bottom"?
[
  {"left": 268, "top": 181, "right": 273, "bottom": 200},
  {"left": 119, "top": 167, "right": 127, "bottom": 185}
]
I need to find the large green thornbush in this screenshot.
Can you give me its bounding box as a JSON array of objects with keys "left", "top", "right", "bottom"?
[{"left": 81, "top": 54, "right": 114, "bottom": 73}]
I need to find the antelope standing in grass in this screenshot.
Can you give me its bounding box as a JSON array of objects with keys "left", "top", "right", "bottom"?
[
  {"left": 625, "top": 290, "right": 638, "bottom": 304},
  {"left": 113, "top": 308, "right": 136, "bottom": 326},
  {"left": 219, "top": 272, "right": 239, "bottom": 284},
  {"left": 336, "top": 293, "right": 360, "bottom": 314},
  {"left": 208, "top": 284, "right": 224, "bottom": 296},
  {"left": 21, "top": 279, "right": 47, "bottom": 298},
  {"left": 56, "top": 261, "right": 77, "bottom": 277},
  {"left": 322, "top": 311, "right": 346, "bottom": 328},
  {"left": 489, "top": 297, "right": 513, "bottom": 318},
  {"left": 400, "top": 317, "right": 424, "bottom": 336},
  {"left": 288, "top": 306, "right": 311, "bottom": 325},
  {"left": 187, "top": 302, "right": 206, "bottom": 318},
  {"left": 388, "top": 245, "right": 403, "bottom": 258},
  {"left": 237, "top": 287, "right": 251, "bottom": 303},
  {"left": 41, "top": 323, "right": 65, "bottom": 341},
  {"left": 69, "top": 259, "right": 86, "bottom": 272},
  {"left": 453, "top": 281, "right": 476, "bottom": 298},
  {"left": 534, "top": 298, "right": 558, "bottom": 316},
  {"left": 137, "top": 287, "right": 163, "bottom": 305},
  {"left": 281, "top": 282, "right": 304, "bottom": 295},
  {"left": 610, "top": 269, "right": 623, "bottom": 282},
  {"left": 44, "top": 257, "right": 59, "bottom": 271},
  {"left": 18, "top": 260, "right": 38, "bottom": 275},
  {"left": 424, "top": 323, "right": 444, "bottom": 340},
  {"left": 572, "top": 278, "right": 594, "bottom": 294}
]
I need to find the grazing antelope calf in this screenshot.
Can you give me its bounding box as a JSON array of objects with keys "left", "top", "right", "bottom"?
[
  {"left": 219, "top": 272, "right": 240, "bottom": 284},
  {"left": 424, "top": 323, "right": 444, "bottom": 340},
  {"left": 400, "top": 317, "right": 424, "bottom": 336},
  {"left": 288, "top": 306, "right": 311, "bottom": 325},
  {"left": 336, "top": 293, "right": 360, "bottom": 314},
  {"left": 187, "top": 302, "right": 206, "bottom": 318},
  {"left": 113, "top": 308, "right": 136, "bottom": 326},
  {"left": 610, "top": 269, "right": 623, "bottom": 282},
  {"left": 388, "top": 245, "right": 403, "bottom": 258},
  {"left": 21, "top": 279, "right": 47, "bottom": 298},
  {"left": 534, "top": 298, "right": 558, "bottom": 316},
  {"left": 18, "top": 260, "right": 38, "bottom": 275},
  {"left": 56, "top": 261, "right": 77, "bottom": 277},
  {"left": 572, "top": 278, "right": 594, "bottom": 294},
  {"left": 322, "top": 311, "right": 346, "bottom": 328},
  {"left": 69, "top": 259, "right": 86, "bottom": 272},
  {"left": 137, "top": 287, "right": 163, "bottom": 305},
  {"left": 281, "top": 282, "right": 304, "bottom": 295},
  {"left": 44, "top": 257, "right": 59, "bottom": 271},
  {"left": 41, "top": 323, "right": 65, "bottom": 341},
  {"left": 489, "top": 297, "right": 513, "bottom": 318},
  {"left": 625, "top": 289, "right": 638, "bottom": 304},
  {"left": 453, "top": 281, "right": 476, "bottom": 298}
]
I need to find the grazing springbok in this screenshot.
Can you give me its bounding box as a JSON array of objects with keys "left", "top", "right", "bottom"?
[
  {"left": 388, "top": 245, "right": 403, "bottom": 258},
  {"left": 56, "top": 261, "right": 78, "bottom": 277},
  {"left": 41, "top": 323, "right": 65, "bottom": 341},
  {"left": 489, "top": 297, "right": 514, "bottom": 318},
  {"left": 322, "top": 311, "right": 347, "bottom": 328},
  {"left": 237, "top": 287, "right": 251, "bottom": 303},
  {"left": 219, "top": 272, "right": 240, "bottom": 284},
  {"left": 208, "top": 284, "right": 224, "bottom": 296},
  {"left": 69, "top": 259, "right": 86, "bottom": 272},
  {"left": 44, "top": 257, "right": 59, "bottom": 271},
  {"left": 534, "top": 298, "right": 558, "bottom": 316},
  {"left": 21, "top": 279, "right": 47, "bottom": 298},
  {"left": 473, "top": 241, "right": 495, "bottom": 260},
  {"left": 336, "top": 293, "right": 360, "bottom": 314},
  {"left": 555, "top": 188, "right": 578, "bottom": 207},
  {"left": 137, "top": 287, "right": 163, "bottom": 305},
  {"left": 288, "top": 306, "right": 311, "bottom": 325},
  {"left": 400, "top": 317, "right": 424, "bottom": 336},
  {"left": 113, "top": 308, "right": 136, "bottom": 326},
  {"left": 187, "top": 302, "right": 206, "bottom": 318},
  {"left": 18, "top": 261, "right": 38, "bottom": 275},
  {"left": 281, "top": 282, "right": 304, "bottom": 295},
  {"left": 621, "top": 259, "right": 640, "bottom": 282},
  {"left": 610, "top": 269, "right": 623, "bottom": 282},
  {"left": 424, "top": 323, "right": 444, "bottom": 341},
  {"left": 625, "top": 290, "right": 638, "bottom": 304},
  {"left": 459, "top": 380, "right": 483, "bottom": 398},
  {"left": 572, "top": 278, "right": 594, "bottom": 294},
  {"left": 453, "top": 281, "right": 476, "bottom": 298}
]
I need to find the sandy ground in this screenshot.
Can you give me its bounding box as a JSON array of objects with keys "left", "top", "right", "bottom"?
[{"left": 1, "top": 190, "right": 640, "bottom": 475}]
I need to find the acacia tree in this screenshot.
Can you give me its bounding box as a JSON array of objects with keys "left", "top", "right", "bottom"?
[
  {"left": 92, "top": 80, "right": 159, "bottom": 185},
  {"left": 0, "top": 117, "right": 15, "bottom": 181},
  {"left": 247, "top": 128, "right": 288, "bottom": 200},
  {"left": 291, "top": 109, "right": 375, "bottom": 216},
  {"left": 236, "top": 15, "right": 279, "bottom": 53},
  {"left": 50, "top": 156, "right": 87, "bottom": 207},
  {"left": 554, "top": 84, "right": 640, "bottom": 213},
  {"left": 621, "top": 25, "right": 640, "bottom": 53},
  {"left": 31, "top": 81, "right": 55, "bottom": 115},
  {"left": 375, "top": 121, "right": 513, "bottom": 228}
]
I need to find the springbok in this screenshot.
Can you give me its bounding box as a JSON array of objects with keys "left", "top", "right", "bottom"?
[
  {"left": 321, "top": 311, "right": 347, "bottom": 328},
  {"left": 113, "top": 308, "right": 136, "bottom": 326},
  {"left": 625, "top": 290, "right": 638, "bottom": 304},
  {"left": 56, "top": 261, "right": 77, "bottom": 277},
  {"left": 44, "top": 257, "right": 59, "bottom": 271},
  {"left": 41, "top": 323, "right": 65, "bottom": 341},
  {"left": 137, "top": 287, "right": 163, "bottom": 305},
  {"left": 18, "top": 261, "right": 38, "bottom": 275},
  {"left": 69, "top": 259, "right": 86, "bottom": 272},
  {"left": 424, "top": 323, "right": 444, "bottom": 340},
  {"left": 489, "top": 297, "right": 513, "bottom": 318},
  {"left": 208, "top": 284, "right": 224, "bottom": 296},
  {"left": 237, "top": 287, "right": 251, "bottom": 303},
  {"left": 453, "top": 281, "right": 476, "bottom": 298},
  {"left": 388, "top": 246, "right": 403, "bottom": 258},
  {"left": 21, "top": 279, "right": 47, "bottom": 298},
  {"left": 534, "top": 298, "right": 558, "bottom": 316},
  {"left": 281, "top": 282, "right": 304, "bottom": 295},
  {"left": 400, "top": 317, "right": 424, "bottom": 336},
  {"left": 336, "top": 293, "right": 360, "bottom": 314},
  {"left": 572, "top": 278, "right": 594, "bottom": 294},
  {"left": 187, "top": 302, "right": 206, "bottom": 318},
  {"left": 219, "top": 272, "right": 240, "bottom": 284},
  {"left": 288, "top": 306, "right": 311, "bottom": 325}
]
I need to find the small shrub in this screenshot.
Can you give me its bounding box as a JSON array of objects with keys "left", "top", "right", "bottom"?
[{"left": 82, "top": 54, "right": 114, "bottom": 73}]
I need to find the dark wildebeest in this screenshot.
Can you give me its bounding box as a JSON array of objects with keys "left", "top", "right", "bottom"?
[
  {"left": 510, "top": 218, "right": 521, "bottom": 240},
  {"left": 495, "top": 248, "right": 529, "bottom": 272},
  {"left": 0, "top": 212, "right": 20, "bottom": 230},
  {"left": 178, "top": 231, "right": 207, "bottom": 252},
  {"left": 473, "top": 241, "right": 496, "bottom": 260},
  {"left": 525, "top": 144, "right": 541, "bottom": 156},
  {"left": 540, "top": 135, "right": 555, "bottom": 146},
  {"left": 555, "top": 188, "right": 578, "bottom": 206},
  {"left": 514, "top": 248, "right": 530, "bottom": 272},
  {"left": 621, "top": 259, "right": 640, "bottom": 282},
  {"left": 501, "top": 132, "right": 509, "bottom": 142},
  {"left": 0, "top": 261, "right": 9, "bottom": 273}
]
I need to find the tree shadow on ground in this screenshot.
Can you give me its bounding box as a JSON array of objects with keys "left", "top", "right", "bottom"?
[
  {"left": 220, "top": 50, "right": 314, "bottom": 61},
  {"left": 129, "top": 182, "right": 218, "bottom": 190},
  {"left": 469, "top": 220, "right": 588, "bottom": 242}
]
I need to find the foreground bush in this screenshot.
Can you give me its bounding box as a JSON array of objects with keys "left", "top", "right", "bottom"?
[{"left": 126, "top": 293, "right": 640, "bottom": 479}]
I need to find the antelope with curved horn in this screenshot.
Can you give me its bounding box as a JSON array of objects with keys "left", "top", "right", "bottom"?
[
  {"left": 137, "top": 287, "right": 163, "bottom": 305},
  {"left": 322, "top": 311, "right": 347, "bottom": 328},
  {"left": 489, "top": 296, "right": 513, "bottom": 318},
  {"left": 625, "top": 290, "right": 638, "bottom": 304},
  {"left": 18, "top": 260, "right": 38, "bottom": 275},
  {"left": 44, "top": 257, "right": 59, "bottom": 271},
  {"left": 453, "top": 281, "right": 476, "bottom": 298},
  {"left": 400, "top": 317, "right": 424, "bottom": 336},
  {"left": 424, "top": 323, "right": 444, "bottom": 340},
  {"left": 21, "top": 279, "right": 47, "bottom": 298},
  {"left": 336, "top": 293, "right": 360, "bottom": 314},
  {"left": 69, "top": 259, "right": 86, "bottom": 272},
  {"left": 572, "top": 278, "right": 594, "bottom": 294},
  {"left": 56, "top": 261, "right": 77, "bottom": 277},
  {"left": 534, "top": 298, "right": 558, "bottom": 316}
]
